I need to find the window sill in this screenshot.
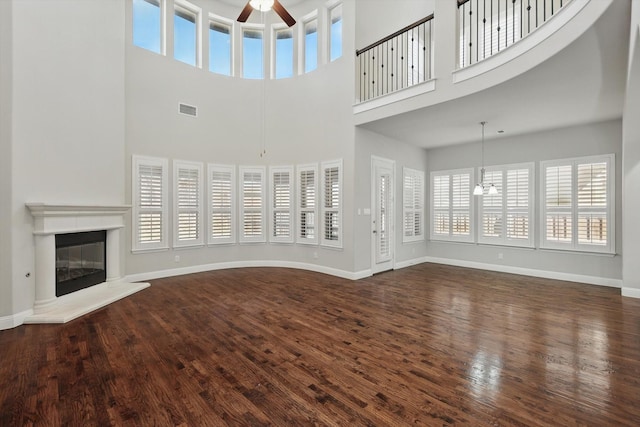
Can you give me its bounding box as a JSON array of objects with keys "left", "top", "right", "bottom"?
[
  {"left": 131, "top": 246, "right": 170, "bottom": 254},
  {"left": 173, "top": 243, "right": 205, "bottom": 250},
  {"left": 538, "top": 248, "right": 617, "bottom": 257}
]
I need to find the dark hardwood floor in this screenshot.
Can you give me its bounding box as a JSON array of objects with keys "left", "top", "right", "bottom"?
[{"left": 2, "top": 263, "right": 640, "bottom": 426}]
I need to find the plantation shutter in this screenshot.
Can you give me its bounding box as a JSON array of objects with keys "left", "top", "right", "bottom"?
[
  {"left": 577, "top": 161, "right": 608, "bottom": 246},
  {"left": 431, "top": 169, "right": 473, "bottom": 242},
  {"left": 506, "top": 168, "right": 530, "bottom": 241},
  {"left": 270, "top": 167, "right": 294, "bottom": 243},
  {"left": 208, "top": 164, "right": 235, "bottom": 244},
  {"left": 403, "top": 168, "right": 424, "bottom": 242},
  {"left": 452, "top": 172, "right": 470, "bottom": 237},
  {"left": 297, "top": 165, "right": 318, "bottom": 244},
  {"left": 545, "top": 164, "right": 572, "bottom": 244},
  {"left": 481, "top": 170, "right": 503, "bottom": 239},
  {"left": 432, "top": 175, "right": 450, "bottom": 236},
  {"left": 133, "top": 155, "right": 168, "bottom": 252},
  {"left": 321, "top": 160, "right": 342, "bottom": 248},
  {"left": 174, "top": 162, "right": 202, "bottom": 247},
  {"left": 240, "top": 167, "right": 266, "bottom": 242}
]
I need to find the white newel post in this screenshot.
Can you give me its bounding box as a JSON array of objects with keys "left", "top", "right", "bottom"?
[
  {"left": 106, "top": 228, "right": 121, "bottom": 282},
  {"left": 33, "top": 233, "right": 57, "bottom": 310}
]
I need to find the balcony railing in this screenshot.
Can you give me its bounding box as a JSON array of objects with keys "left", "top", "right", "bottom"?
[
  {"left": 458, "top": 0, "right": 572, "bottom": 68},
  {"left": 356, "top": 14, "right": 433, "bottom": 103}
]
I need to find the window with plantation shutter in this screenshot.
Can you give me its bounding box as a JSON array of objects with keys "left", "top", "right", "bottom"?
[
  {"left": 321, "top": 160, "right": 342, "bottom": 248},
  {"left": 132, "top": 155, "right": 169, "bottom": 252},
  {"left": 239, "top": 166, "right": 266, "bottom": 243},
  {"left": 174, "top": 161, "right": 203, "bottom": 247},
  {"left": 270, "top": 166, "right": 294, "bottom": 243},
  {"left": 430, "top": 169, "right": 473, "bottom": 242},
  {"left": 541, "top": 155, "right": 614, "bottom": 253},
  {"left": 478, "top": 163, "right": 534, "bottom": 247},
  {"left": 208, "top": 164, "right": 235, "bottom": 244},
  {"left": 403, "top": 168, "right": 425, "bottom": 243},
  {"left": 297, "top": 164, "right": 318, "bottom": 245}
]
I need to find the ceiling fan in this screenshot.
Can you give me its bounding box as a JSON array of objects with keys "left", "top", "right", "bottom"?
[{"left": 237, "top": 0, "right": 296, "bottom": 27}]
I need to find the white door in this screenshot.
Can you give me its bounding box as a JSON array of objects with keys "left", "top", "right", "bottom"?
[{"left": 371, "top": 156, "right": 395, "bottom": 274}]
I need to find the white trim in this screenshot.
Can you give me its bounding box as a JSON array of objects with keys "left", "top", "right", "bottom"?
[
  {"left": 394, "top": 256, "right": 429, "bottom": 270},
  {"left": 125, "top": 261, "right": 371, "bottom": 282},
  {"left": 354, "top": 79, "right": 436, "bottom": 113},
  {"left": 621, "top": 287, "right": 640, "bottom": 299},
  {"left": 0, "top": 309, "right": 34, "bottom": 331},
  {"left": 424, "top": 256, "right": 622, "bottom": 288},
  {"left": 452, "top": 0, "right": 590, "bottom": 83}
]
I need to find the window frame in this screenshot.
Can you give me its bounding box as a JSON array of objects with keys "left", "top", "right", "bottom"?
[
  {"left": 269, "top": 166, "right": 295, "bottom": 244},
  {"left": 327, "top": 1, "right": 343, "bottom": 62},
  {"left": 272, "top": 24, "right": 295, "bottom": 79},
  {"left": 477, "top": 162, "right": 535, "bottom": 248},
  {"left": 239, "top": 166, "right": 267, "bottom": 243},
  {"left": 296, "top": 163, "right": 319, "bottom": 245},
  {"left": 173, "top": 160, "right": 204, "bottom": 248},
  {"left": 403, "top": 167, "right": 425, "bottom": 243},
  {"left": 242, "top": 24, "right": 265, "bottom": 79},
  {"left": 173, "top": 0, "right": 201, "bottom": 68},
  {"left": 320, "top": 159, "right": 343, "bottom": 249},
  {"left": 540, "top": 154, "right": 615, "bottom": 254},
  {"left": 132, "top": 0, "right": 166, "bottom": 55},
  {"left": 208, "top": 15, "right": 234, "bottom": 76},
  {"left": 430, "top": 168, "right": 474, "bottom": 243},
  {"left": 300, "top": 11, "right": 319, "bottom": 74},
  {"left": 132, "top": 155, "right": 169, "bottom": 253},
  {"left": 207, "top": 164, "right": 236, "bottom": 245}
]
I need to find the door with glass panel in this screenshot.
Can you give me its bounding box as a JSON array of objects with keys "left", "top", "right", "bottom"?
[{"left": 371, "top": 157, "right": 395, "bottom": 274}]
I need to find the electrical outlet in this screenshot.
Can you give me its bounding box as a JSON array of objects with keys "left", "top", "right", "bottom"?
[
  {"left": 498, "top": 253, "right": 504, "bottom": 260},
  {"left": 174, "top": 255, "right": 181, "bottom": 263},
  {"left": 313, "top": 251, "right": 318, "bottom": 259}
]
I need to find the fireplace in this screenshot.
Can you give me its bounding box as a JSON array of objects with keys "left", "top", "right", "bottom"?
[
  {"left": 56, "top": 230, "right": 107, "bottom": 297},
  {"left": 24, "top": 203, "right": 150, "bottom": 324}
]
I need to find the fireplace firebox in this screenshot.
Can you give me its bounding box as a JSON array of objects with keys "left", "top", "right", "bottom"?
[{"left": 55, "top": 230, "right": 107, "bottom": 297}]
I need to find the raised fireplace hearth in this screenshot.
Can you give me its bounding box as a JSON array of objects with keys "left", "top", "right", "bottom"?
[{"left": 25, "top": 203, "right": 149, "bottom": 324}]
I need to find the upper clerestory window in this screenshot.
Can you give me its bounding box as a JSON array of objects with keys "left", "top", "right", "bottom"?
[
  {"left": 329, "top": 3, "right": 343, "bottom": 61},
  {"left": 209, "top": 19, "right": 232, "bottom": 76},
  {"left": 174, "top": 1, "right": 200, "bottom": 67},
  {"left": 133, "top": 0, "right": 163, "bottom": 54}
]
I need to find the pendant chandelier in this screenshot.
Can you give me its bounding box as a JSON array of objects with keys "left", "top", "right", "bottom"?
[{"left": 473, "top": 121, "right": 498, "bottom": 196}]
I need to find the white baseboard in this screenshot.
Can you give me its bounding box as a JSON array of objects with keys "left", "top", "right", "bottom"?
[
  {"left": 394, "top": 256, "right": 429, "bottom": 270},
  {"left": 622, "top": 287, "right": 640, "bottom": 299},
  {"left": 125, "top": 260, "right": 371, "bottom": 283},
  {"left": 0, "top": 308, "right": 34, "bottom": 330},
  {"left": 423, "top": 256, "right": 623, "bottom": 288}
]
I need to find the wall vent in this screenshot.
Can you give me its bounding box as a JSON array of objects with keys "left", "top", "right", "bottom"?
[{"left": 178, "top": 103, "right": 198, "bottom": 117}]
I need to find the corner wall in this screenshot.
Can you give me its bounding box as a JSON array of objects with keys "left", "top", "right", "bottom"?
[
  {"left": 426, "top": 120, "right": 623, "bottom": 285},
  {"left": 0, "top": 0, "right": 13, "bottom": 320},
  {"left": 8, "top": 0, "right": 126, "bottom": 320}
]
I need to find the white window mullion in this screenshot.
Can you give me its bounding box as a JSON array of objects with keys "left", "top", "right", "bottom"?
[
  {"left": 132, "top": 155, "right": 169, "bottom": 252},
  {"left": 270, "top": 166, "right": 294, "bottom": 243},
  {"left": 321, "top": 159, "right": 342, "bottom": 248},
  {"left": 297, "top": 164, "right": 318, "bottom": 245},
  {"left": 173, "top": 160, "right": 203, "bottom": 248},
  {"left": 239, "top": 166, "right": 266, "bottom": 243},
  {"left": 208, "top": 164, "right": 236, "bottom": 245}
]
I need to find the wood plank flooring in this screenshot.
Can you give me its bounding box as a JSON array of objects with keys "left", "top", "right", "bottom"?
[{"left": 2, "top": 263, "right": 640, "bottom": 426}]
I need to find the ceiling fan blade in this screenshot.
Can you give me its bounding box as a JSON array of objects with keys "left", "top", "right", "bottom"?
[
  {"left": 237, "top": 1, "right": 253, "bottom": 23},
  {"left": 273, "top": 0, "right": 296, "bottom": 27}
]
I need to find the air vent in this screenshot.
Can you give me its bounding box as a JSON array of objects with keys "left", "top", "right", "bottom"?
[{"left": 178, "top": 103, "right": 198, "bottom": 117}]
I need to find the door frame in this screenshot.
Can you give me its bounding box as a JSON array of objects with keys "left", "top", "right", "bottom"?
[{"left": 371, "top": 156, "right": 396, "bottom": 274}]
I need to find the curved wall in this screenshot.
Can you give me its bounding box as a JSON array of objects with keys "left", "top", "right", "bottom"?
[{"left": 124, "top": 0, "right": 359, "bottom": 279}]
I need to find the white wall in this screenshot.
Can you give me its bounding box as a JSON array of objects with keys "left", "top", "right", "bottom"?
[
  {"left": 8, "top": 0, "right": 126, "bottom": 317},
  {"left": 622, "top": 1, "right": 640, "bottom": 296},
  {"left": 355, "top": 0, "right": 434, "bottom": 49},
  {"left": 124, "top": 0, "right": 358, "bottom": 277},
  {"left": 426, "top": 119, "right": 623, "bottom": 283},
  {"left": 353, "top": 127, "right": 429, "bottom": 273},
  {"left": 0, "top": 0, "right": 13, "bottom": 319}
]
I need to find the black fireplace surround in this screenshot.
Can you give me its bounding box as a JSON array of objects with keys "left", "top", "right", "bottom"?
[{"left": 55, "top": 230, "right": 107, "bottom": 297}]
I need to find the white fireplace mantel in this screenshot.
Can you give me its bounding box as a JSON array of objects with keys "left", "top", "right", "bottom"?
[{"left": 24, "top": 203, "right": 149, "bottom": 324}]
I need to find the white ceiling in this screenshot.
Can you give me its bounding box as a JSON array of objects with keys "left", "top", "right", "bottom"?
[{"left": 357, "top": 1, "right": 630, "bottom": 149}]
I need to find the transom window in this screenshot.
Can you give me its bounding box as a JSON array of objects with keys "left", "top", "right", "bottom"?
[
  {"left": 133, "top": 0, "right": 163, "bottom": 54},
  {"left": 243, "top": 27, "right": 264, "bottom": 79},
  {"left": 209, "top": 19, "right": 232, "bottom": 76},
  {"left": 274, "top": 27, "right": 294, "bottom": 79},
  {"left": 174, "top": 1, "right": 200, "bottom": 67},
  {"left": 304, "top": 18, "right": 318, "bottom": 73}
]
